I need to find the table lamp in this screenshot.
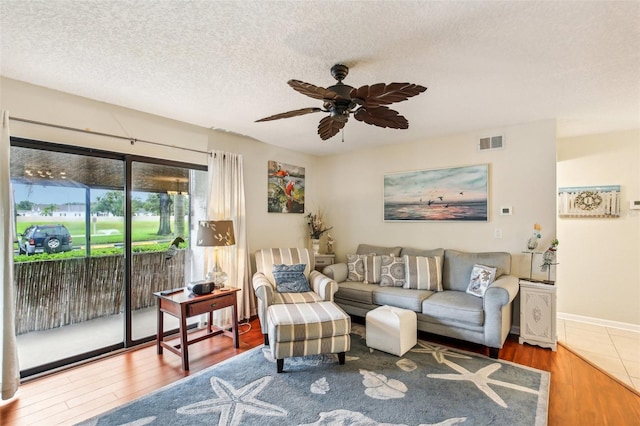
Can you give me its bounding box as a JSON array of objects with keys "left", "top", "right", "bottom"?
[{"left": 196, "top": 220, "right": 236, "bottom": 288}]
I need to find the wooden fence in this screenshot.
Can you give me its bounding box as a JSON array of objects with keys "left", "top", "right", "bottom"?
[{"left": 13, "top": 251, "right": 185, "bottom": 335}]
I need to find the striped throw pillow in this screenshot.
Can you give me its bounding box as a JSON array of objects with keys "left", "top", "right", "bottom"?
[
  {"left": 364, "top": 255, "right": 382, "bottom": 284},
  {"left": 403, "top": 255, "right": 442, "bottom": 291}
]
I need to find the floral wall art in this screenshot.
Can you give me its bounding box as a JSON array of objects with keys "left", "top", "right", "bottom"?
[
  {"left": 267, "top": 160, "right": 305, "bottom": 213},
  {"left": 384, "top": 164, "right": 489, "bottom": 221}
]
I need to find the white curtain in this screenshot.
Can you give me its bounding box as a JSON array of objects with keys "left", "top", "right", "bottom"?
[
  {"left": 206, "top": 150, "right": 255, "bottom": 326},
  {"left": 1, "top": 111, "right": 20, "bottom": 400}
]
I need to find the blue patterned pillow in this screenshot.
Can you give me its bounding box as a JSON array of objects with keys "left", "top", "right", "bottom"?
[{"left": 273, "top": 264, "right": 311, "bottom": 293}]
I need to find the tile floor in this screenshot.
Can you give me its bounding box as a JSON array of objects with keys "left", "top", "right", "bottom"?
[{"left": 557, "top": 318, "right": 640, "bottom": 392}]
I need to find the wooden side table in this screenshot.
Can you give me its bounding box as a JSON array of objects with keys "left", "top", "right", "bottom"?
[
  {"left": 154, "top": 287, "right": 240, "bottom": 370},
  {"left": 518, "top": 279, "right": 557, "bottom": 351},
  {"left": 315, "top": 254, "right": 335, "bottom": 272}
]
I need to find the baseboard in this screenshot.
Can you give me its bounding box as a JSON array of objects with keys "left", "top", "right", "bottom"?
[
  {"left": 557, "top": 312, "right": 640, "bottom": 333},
  {"left": 510, "top": 325, "right": 520, "bottom": 336}
]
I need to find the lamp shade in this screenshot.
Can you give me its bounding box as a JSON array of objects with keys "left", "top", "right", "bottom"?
[{"left": 196, "top": 220, "right": 236, "bottom": 247}]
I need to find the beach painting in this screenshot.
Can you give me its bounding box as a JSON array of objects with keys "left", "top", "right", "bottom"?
[{"left": 384, "top": 164, "right": 489, "bottom": 221}]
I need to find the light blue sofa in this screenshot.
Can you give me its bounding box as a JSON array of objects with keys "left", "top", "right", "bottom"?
[{"left": 322, "top": 244, "right": 519, "bottom": 358}]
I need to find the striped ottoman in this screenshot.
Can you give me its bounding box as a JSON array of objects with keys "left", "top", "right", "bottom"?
[{"left": 267, "top": 301, "right": 351, "bottom": 373}]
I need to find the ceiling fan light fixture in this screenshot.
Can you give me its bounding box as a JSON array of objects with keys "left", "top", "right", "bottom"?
[{"left": 256, "top": 64, "right": 427, "bottom": 141}]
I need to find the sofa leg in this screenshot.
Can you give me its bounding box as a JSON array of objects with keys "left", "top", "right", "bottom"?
[
  {"left": 338, "top": 352, "right": 346, "bottom": 365},
  {"left": 264, "top": 334, "right": 269, "bottom": 346},
  {"left": 489, "top": 347, "right": 499, "bottom": 359},
  {"left": 277, "top": 359, "right": 284, "bottom": 373}
]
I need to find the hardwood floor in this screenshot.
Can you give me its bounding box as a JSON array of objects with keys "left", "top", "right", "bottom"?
[{"left": 2, "top": 317, "right": 639, "bottom": 425}]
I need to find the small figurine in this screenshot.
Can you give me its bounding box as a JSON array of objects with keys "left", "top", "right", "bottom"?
[
  {"left": 527, "top": 223, "right": 542, "bottom": 250},
  {"left": 541, "top": 239, "right": 559, "bottom": 272},
  {"left": 326, "top": 233, "right": 334, "bottom": 254}
]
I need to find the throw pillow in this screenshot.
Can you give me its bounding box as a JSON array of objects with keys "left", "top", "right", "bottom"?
[
  {"left": 272, "top": 264, "right": 311, "bottom": 293},
  {"left": 364, "top": 255, "right": 382, "bottom": 284},
  {"left": 379, "top": 255, "right": 406, "bottom": 287},
  {"left": 466, "top": 264, "right": 497, "bottom": 297},
  {"left": 403, "top": 255, "right": 443, "bottom": 291},
  {"left": 346, "top": 254, "right": 367, "bottom": 282}
]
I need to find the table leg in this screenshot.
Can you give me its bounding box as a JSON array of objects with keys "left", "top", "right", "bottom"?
[
  {"left": 232, "top": 304, "right": 239, "bottom": 348},
  {"left": 156, "top": 302, "right": 163, "bottom": 354},
  {"left": 180, "top": 304, "right": 189, "bottom": 370}
]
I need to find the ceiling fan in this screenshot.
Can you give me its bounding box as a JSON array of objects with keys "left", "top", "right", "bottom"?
[{"left": 255, "top": 64, "right": 427, "bottom": 141}]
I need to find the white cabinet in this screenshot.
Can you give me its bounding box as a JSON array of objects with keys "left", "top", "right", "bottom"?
[
  {"left": 314, "top": 254, "right": 335, "bottom": 272},
  {"left": 519, "top": 279, "right": 557, "bottom": 351}
]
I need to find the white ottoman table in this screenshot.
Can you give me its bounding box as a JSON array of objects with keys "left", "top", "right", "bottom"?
[{"left": 366, "top": 305, "right": 417, "bottom": 356}]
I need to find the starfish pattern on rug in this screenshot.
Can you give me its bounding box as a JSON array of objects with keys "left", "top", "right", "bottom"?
[
  {"left": 428, "top": 359, "right": 540, "bottom": 408},
  {"left": 410, "top": 341, "right": 472, "bottom": 363},
  {"left": 176, "top": 375, "right": 287, "bottom": 425}
]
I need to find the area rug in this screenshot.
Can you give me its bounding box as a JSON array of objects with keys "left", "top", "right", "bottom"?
[{"left": 78, "top": 325, "right": 549, "bottom": 426}]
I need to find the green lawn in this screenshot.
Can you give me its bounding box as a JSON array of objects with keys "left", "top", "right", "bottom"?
[
  {"left": 14, "top": 217, "right": 188, "bottom": 260},
  {"left": 16, "top": 217, "right": 180, "bottom": 245}
]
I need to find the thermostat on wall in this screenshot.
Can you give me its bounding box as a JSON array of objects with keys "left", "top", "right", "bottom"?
[
  {"left": 500, "top": 206, "right": 512, "bottom": 215},
  {"left": 630, "top": 200, "right": 640, "bottom": 210}
]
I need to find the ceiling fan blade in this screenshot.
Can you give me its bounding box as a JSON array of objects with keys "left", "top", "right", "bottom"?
[
  {"left": 255, "top": 107, "right": 323, "bottom": 122},
  {"left": 317, "top": 116, "right": 346, "bottom": 140},
  {"left": 353, "top": 106, "right": 409, "bottom": 129},
  {"left": 351, "top": 83, "right": 427, "bottom": 108},
  {"left": 288, "top": 80, "right": 343, "bottom": 101}
]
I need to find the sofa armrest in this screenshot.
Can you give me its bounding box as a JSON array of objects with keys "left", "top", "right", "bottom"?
[
  {"left": 322, "top": 262, "right": 348, "bottom": 282},
  {"left": 309, "top": 270, "right": 339, "bottom": 301},
  {"left": 252, "top": 272, "right": 275, "bottom": 305},
  {"left": 484, "top": 275, "right": 519, "bottom": 307},
  {"left": 483, "top": 274, "right": 519, "bottom": 348},
  {"left": 252, "top": 271, "right": 275, "bottom": 335}
]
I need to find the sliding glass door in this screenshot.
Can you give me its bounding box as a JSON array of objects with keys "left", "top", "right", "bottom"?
[
  {"left": 10, "top": 138, "right": 206, "bottom": 376},
  {"left": 129, "top": 161, "right": 207, "bottom": 341}
]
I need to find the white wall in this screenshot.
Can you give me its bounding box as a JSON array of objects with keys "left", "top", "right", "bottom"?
[
  {"left": 318, "top": 120, "right": 558, "bottom": 281},
  {"left": 204, "top": 130, "right": 322, "bottom": 251},
  {"left": 0, "top": 77, "right": 319, "bottom": 257},
  {"left": 557, "top": 130, "right": 640, "bottom": 327}
]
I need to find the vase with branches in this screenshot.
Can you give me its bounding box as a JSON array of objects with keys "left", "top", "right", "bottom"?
[
  {"left": 306, "top": 210, "right": 332, "bottom": 254},
  {"left": 306, "top": 210, "right": 332, "bottom": 239}
]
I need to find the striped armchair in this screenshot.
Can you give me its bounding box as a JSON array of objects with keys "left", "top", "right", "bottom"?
[{"left": 252, "top": 248, "right": 339, "bottom": 342}]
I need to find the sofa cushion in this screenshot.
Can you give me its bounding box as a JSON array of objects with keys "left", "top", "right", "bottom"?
[
  {"left": 373, "top": 286, "right": 434, "bottom": 312},
  {"left": 273, "top": 264, "right": 311, "bottom": 293},
  {"left": 400, "top": 247, "right": 445, "bottom": 259},
  {"left": 346, "top": 254, "right": 367, "bottom": 282},
  {"left": 443, "top": 250, "right": 511, "bottom": 292},
  {"left": 273, "top": 291, "right": 324, "bottom": 305},
  {"left": 403, "top": 255, "right": 443, "bottom": 291},
  {"left": 356, "top": 243, "right": 402, "bottom": 257},
  {"left": 466, "top": 264, "right": 497, "bottom": 298},
  {"left": 335, "top": 281, "right": 375, "bottom": 305},
  {"left": 364, "top": 255, "right": 382, "bottom": 284},
  {"left": 379, "top": 255, "right": 405, "bottom": 287},
  {"left": 421, "top": 290, "right": 484, "bottom": 326}
]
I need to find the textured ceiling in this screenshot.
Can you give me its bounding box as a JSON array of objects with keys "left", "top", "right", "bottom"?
[{"left": 1, "top": 1, "right": 639, "bottom": 156}]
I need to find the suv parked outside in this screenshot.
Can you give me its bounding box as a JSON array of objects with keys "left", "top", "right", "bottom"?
[{"left": 18, "top": 224, "right": 73, "bottom": 255}]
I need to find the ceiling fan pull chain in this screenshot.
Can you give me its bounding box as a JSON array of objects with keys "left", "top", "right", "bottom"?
[{"left": 341, "top": 128, "right": 344, "bottom": 143}]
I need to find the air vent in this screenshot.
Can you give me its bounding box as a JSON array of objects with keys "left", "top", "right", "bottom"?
[{"left": 478, "top": 135, "right": 504, "bottom": 151}]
